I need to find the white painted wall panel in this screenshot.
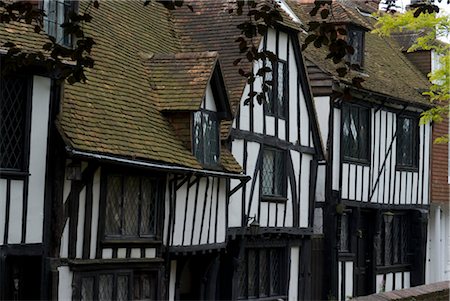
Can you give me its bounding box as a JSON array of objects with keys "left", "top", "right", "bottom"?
[
  {"left": 385, "top": 272, "right": 393, "bottom": 291},
  {"left": 266, "top": 116, "right": 275, "bottom": 136},
  {"left": 342, "top": 163, "right": 349, "bottom": 199},
  {"left": 8, "top": 180, "right": 23, "bottom": 244},
  {"left": 404, "top": 271, "right": 410, "bottom": 288},
  {"left": 253, "top": 75, "right": 264, "bottom": 135},
  {"left": 117, "top": 248, "right": 126, "bottom": 258},
  {"left": 316, "top": 165, "right": 326, "bottom": 203},
  {"left": 355, "top": 165, "right": 362, "bottom": 201},
  {"left": 400, "top": 172, "right": 407, "bottom": 205},
  {"left": 348, "top": 164, "right": 356, "bottom": 200},
  {"left": 192, "top": 178, "right": 207, "bottom": 244},
  {"left": 58, "top": 266, "right": 73, "bottom": 301},
  {"left": 102, "top": 248, "right": 113, "bottom": 259},
  {"left": 239, "top": 85, "right": 251, "bottom": 132},
  {"left": 278, "top": 31, "right": 288, "bottom": 60},
  {"left": 376, "top": 274, "right": 384, "bottom": 293},
  {"left": 405, "top": 172, "right": 412, "bottom": 204},
  {"left": 60, "top": 220, "right": 69, "bottom": 258},
  {"left": 333, "top": 109, "right": 341, "bottom": 190},
  {"left": 394, "top": 171, "right": 400, "bottom": 205},
  {"left": 216, "top": 179, "right": 227, "bottom": 243},
  {"left": 208, "top": 181, "right": 218, "bottom": 243},
  {"left": 130, "top": 248, "right": 140, "bottom": 259},
  {"left": 299, "top": 155, "right": 311, "bottom": 228},
  {"left": 203, "top": 83, "right": 217, "bottom": 111},
  {"left": 345, "top": 261, "right": 353, "bottom": 300},
  {"left": 278, "top": 119, "right": 286, "bottom": 140},
  {"left": 288, "top": 246, "right": 300, "bottom": 300},
  {"left": 299, "top": 90, "right": 309, "bottom": 146},
  {"left": 0, "top": 179, "right": 6, "bottom": 243},
  {"left": 145, "top": 248, "right": 156, "bottom": 258},
  {"left": 76, "top": 187, "right": 86, "bottom": 259},
  {"left": 288, "top": 41, "right": 299, "bottom": 144},
  {"left": 395, "top": 272, "right": 402, "bottom": 290},
  {"left": 423, "top": 124, "right": 431, "bottom": 204},
  {"left": 338, "top": 261, "right": 342, "bottom": 301},
  {"left": 418, "top": 125, "right": 424, "bottom": 204},
  {"left": 362, "top": 166, "right": 370, "bottom": 202},
  {"left": 90, "top": 168, "right": 100, "bottom": 259},
  {"left": 27, "top": 76, "right": 51, "bottom": 244}
]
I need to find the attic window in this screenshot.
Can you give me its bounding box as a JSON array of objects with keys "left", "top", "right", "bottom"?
[
  {"left": 348, "top": 27, "right": 365, "bottom": 67},
  {"left": 43, "top": 0, "right": 75, "bottom": 47},
  {"left": 193, "top": 110, "right": 219, "bottom": 166}
]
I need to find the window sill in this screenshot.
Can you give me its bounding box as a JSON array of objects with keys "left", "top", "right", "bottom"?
[
  {"left": 102, "top": 238, "right": 161, "bottom": 247},
  {"left": 395, "top": 165, "right": 419, "bottom": 172},
  {"left": 342, "top": 157, "right": 370, "bottom": 166},
  {"left": 376, "top": 263, "right": 411, "bottom": 273},
  {"left": 261, "top": 196, "right": 288, "bottom": 203},
  {"left": 0, "top": 169, "right": 30, "bottom": 179}
]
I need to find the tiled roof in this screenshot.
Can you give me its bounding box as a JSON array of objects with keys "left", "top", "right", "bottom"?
[
  {"left": 287, "top": 0, "right": 430, "bottom": 106},
  {"left": 58, "top": 1, "right": 202, "bottom": 170},
  {"left": 145, "top": 51, "right": 219, "bottom": 111}
]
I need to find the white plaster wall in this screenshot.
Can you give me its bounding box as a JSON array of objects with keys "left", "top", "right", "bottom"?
[{"left": 26, "top": 75, "right": 51, "bottom": 243}]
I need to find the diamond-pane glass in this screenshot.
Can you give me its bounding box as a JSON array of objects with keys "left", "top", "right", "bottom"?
[
  {"left": 123, "top": 176, "right": 139, "bottom": 236},
  {"left": 259, "top": 249, "right": 269, "bottom": 297},
  {"left": 105, "top": 175, "right": 122, "bottom": 235},
  {"left": 270, "top": 249, "right": 281, "bottom": 296},
  {"left": 340, "top": 214, "right": 350, "bottom": 252},
  {"left": 81, "top": 277, "right": 94, "bottom": 301},
  {"left": 140, "top": 177, "right": 157, "bottom": 236},
  {"left": 0, "top": 78, "right": 27, "bottom": 170},
  {"left": 98, "top": 274, "right": 113, "bottom": 301},
  {"left": 265, "top": 59, "right": 274, "bottom": 114},
  {"left": 238, "top": 257, "right": 247, "bottom": 298},
  {"left": 277, "top": 61, "right": 286, "bottom": 118},
  {"left": 343, "top": 105, "right": 369, "bottom": 161},
  {"left": 117, "top": 275, "right": 129, "bottom": 301},
  {"left": 247, "top": 249, "right": 257, "bottom": 298},
  {"left": 262, "top": 149, "right": 285, "bottom": 197}
]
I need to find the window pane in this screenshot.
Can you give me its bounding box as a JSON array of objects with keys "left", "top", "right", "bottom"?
[
  {"left": 270, "top": 249, "right": 282, "bottom": 296},
  {"left": 274, "top": 150, "right": 285, "bottom": 196},
  {"left": 397, "top": 117, "right": 415, "bottom": 167},
  {"left": 98, "top": 274, "right": 113, "bottom": 301},
  {"left": 343, "top": 105, "right": 369, "bottom": 161},
  {"left": 81, "top": 277, "right": 94, "bottom": 301},
  {"left": 105, "top": 176, "right": 122, "bottom": 236},
  {"left": 117, "top": 275, "right": 129, "bottom": 301},
  {"left": 259, "top": 249, "right": 269, "bottom": 297},
  {"left": 262, "top": 150, "right": 275, "bottom": 195},
  {"left": 359, "top": 108, "right": 369, "bottom": 160},
  {"left": 238, "top": 255, "right": 248, "bottom": 298},
  {"left": 0, "top": 78, "right": 27, "bottom": 170},
  {"left": 340, "top": 214, "right": 350, "bottom": 252},
  {"left": 277, "top": 61, "right": 286, "bottom": 118},
  {"left": 140, "top": 177, "right": 157, "bottom": 236},
  {"left": 265, "top": 59, "right": 274, "bottom": 114},
  {"left": 247, "top": 249, "right": 257, "bottom": 298},
  {"left": 193, "top": 111, "right": 203, "bottom": 161},
  {"left": 123, "top": 176, "right": 140, "bottom": 236}
]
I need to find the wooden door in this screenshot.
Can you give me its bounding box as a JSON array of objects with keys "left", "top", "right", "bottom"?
[{"left": 354, "top": 211, "right": 374, "bottom": 297}]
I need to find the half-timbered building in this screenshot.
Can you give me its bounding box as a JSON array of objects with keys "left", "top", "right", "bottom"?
[
  {"left": 288, "top": 1, "right": 433, "bottom": 300},
  {"left": 0, "top": 0, "right": 325, "bottom": 300}
]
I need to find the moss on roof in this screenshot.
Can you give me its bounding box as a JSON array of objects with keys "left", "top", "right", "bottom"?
[{"left": 287, "top": 0, "right": 430, "bottom": 106}]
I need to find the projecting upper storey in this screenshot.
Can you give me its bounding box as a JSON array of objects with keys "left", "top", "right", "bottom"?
[{"left": 287, "top": 0, "right": 431, "bottom": 107}]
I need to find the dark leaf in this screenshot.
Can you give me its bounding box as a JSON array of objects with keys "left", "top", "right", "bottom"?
[
  {"left": 233, "top": 58, "right": 242, "bottom": 66},
  {"left": 320, "top": 8, "right": 329, "bottom": 19},
  {"left": 336, "top": 67, "right": 347, "bottom": 77}
]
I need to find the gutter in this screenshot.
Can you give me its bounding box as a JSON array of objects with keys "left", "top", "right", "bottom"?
[{"left": 66, "top": 146, "right": 251, "bottom": 181}]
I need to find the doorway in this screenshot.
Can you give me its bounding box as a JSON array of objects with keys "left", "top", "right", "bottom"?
[{"left": 354, "top": 211, "right": 374, "bottom": 296}]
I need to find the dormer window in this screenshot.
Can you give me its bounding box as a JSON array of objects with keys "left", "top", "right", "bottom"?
[
  {"left": 348, "top": 27, "right": 365, "bottom": 67},
  {"left": 193, "top": 110, "right": 219, "bottom": 166},
  {"left": 43, "top": 0, "right": 75, "bottom": 47}
]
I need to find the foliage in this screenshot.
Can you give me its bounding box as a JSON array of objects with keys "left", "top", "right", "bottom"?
[
  {"left": 0, "top": 0, "right": 98, "bottom": 84},
  {"left": 374, "top": 7, "right": 450, "bottom": 142}
]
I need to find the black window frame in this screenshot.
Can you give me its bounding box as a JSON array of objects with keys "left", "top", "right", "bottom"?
[
  {"left": 42, "top": 0, "right": 77, "bottom": 48},
  {"left": 342, "top": 103, "right": 371, "bottom": 164},
  {"left": 347, "top": 26, "right": 365, "bottom": 68},
  {"left": 260, "top": 146, "right": 287, "bottom": 202},
  {"left": 0, "top": 75, "right": 33, "bottom": 174},
  {"left": 396, "top": 115, "right": 419, "bottom": 171},
  {"left": 101, "top": 170, "right": 163, "bottom": 242},
  {"left": 339, "top": 211, "right": 352, "bottom": 253},
  {"left": 264, "top": 59, "right": 288, "bottom": 119},
  {"left": 73, "top": 270, "right": 159, "bottom": 301},
  {"left": 237, "top": 246, "right": 288, "bottom": 300},
  {"left": 192, "top": 109, "right": 220, "bottom": 168}
]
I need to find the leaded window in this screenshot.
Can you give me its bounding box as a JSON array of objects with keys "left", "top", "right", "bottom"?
[
  {"left": 348, "top": 28, "right": 364, "bottom": 67},
  {"left": 104, "top": 174, "right": 159, "bottom": 239},
  {"left": 377, "top": 213, "right": 410, "bottom": 266},
  {"left": 193, "top": 110, "right": 219, "bottom": 166},
  {"left": 265, "top": 59, "right": 287, "bottom": 119},
  {"left": 342, "top": 104, "right": 370, "bottom": 162},
  {"left": 261, "top": 148, "right": 286, "bottom": 199},
  {"left": 238, "top": 247, "right": 286, "bottom": 299},
  {"left": 0, "top": 77, "right": 30, "bottom": 171},
  {"left": 43, "top": 0, "right": 74, "bottom": 47},
  {"left": 76, "top": 271, "right": 158, "bottom": 301},
  {"left": 396, "top": 116, "right": 419, "bottom": 169}
]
